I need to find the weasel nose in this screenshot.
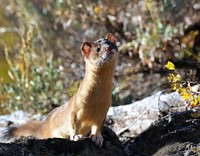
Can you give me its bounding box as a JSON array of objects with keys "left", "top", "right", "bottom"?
[{"left": 105, "top": 46, "right": 112, "bottom": 51}]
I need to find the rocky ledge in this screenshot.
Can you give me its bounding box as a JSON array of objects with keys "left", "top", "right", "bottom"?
[
  {"left": 125, "top": 109, "right": 200, "bottom": 156},
  {"left": 1, "top": 91, "right": 200, "bottom": 156},
  {"left": 0, "top": 127, "right": 126, "bottom": 156},
  {"left": 1, "top": 109, "right": 200, "bottom": 156}
]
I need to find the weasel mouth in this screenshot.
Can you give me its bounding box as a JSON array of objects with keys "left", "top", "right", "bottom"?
[
  {"left": 105, "top": 46, "right": 113, "bottom": 51},
  {"left": 97, "top": 50, "right": 117, "bottom": 68},
  {"left": 101, "top": 52, "right": 113, "bottom": 60}
]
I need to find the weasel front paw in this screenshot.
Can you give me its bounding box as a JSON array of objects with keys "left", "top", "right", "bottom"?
[
  {"left": 90, "top": 132, "right": 104, "bottom": 147},
  {"left": 72, "top": 134, "right": 84, "bottom": 141}
]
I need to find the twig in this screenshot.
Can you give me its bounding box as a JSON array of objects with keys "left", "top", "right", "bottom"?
[{"left": 116, "top": 107, "right": 152, "bottom": 136}]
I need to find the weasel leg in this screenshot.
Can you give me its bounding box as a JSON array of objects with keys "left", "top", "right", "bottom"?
[
  {"left": 90, "top": 132, "right": 103, "bottom": 147},
  {"left": 72, "top": 134, "right": 84, "bottom": 141},
  {"left": 69, "top": 121, "right": 84, "bottom": 141},
  {"left": 89, "top": 126, "right": 103, "bottom": 147}
]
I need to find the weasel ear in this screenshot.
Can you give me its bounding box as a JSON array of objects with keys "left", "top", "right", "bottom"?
[
  {"left": 106, "top": 33, "right": 116, "bottom": 45},
  {"left": 81, "top": 42, "right": 92, "bottom": 58}
]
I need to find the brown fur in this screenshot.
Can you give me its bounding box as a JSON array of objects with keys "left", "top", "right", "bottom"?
[
  {"left": 1, "top": 33, "right": 118, "bottom": 147},
  {"left": 11, "top": 121, "right": 42, "bottom": 138}
]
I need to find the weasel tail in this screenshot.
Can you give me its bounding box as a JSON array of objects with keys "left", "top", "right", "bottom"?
[{"left": 0, "top": 120, "right": 41, "bottom": 143}]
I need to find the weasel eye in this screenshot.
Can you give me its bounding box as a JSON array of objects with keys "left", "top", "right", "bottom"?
[{"left": 96, "top": 47, "right": 101, "bottom": 52}]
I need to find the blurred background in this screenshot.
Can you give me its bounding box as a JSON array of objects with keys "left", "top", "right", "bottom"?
[{"left": 0, "top": 0, "right": 199, "bottom": 115}]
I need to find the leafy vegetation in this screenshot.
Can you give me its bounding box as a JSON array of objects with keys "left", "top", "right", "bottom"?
[
  {"left": 0, "top": 57, "right": 64, "bottom": 114},
  {"left": 166, "top": 61, "right": 200, "bottom": 108},
  {"left": 0, "top": 0, "right": 199, "bottom": 114},
  {"left": 0, "top": 0, "right": 65, "bottom": 114}
]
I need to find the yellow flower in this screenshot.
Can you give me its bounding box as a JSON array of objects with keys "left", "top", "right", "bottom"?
[
  {"left": 198, "top": 95, "right": 200, "bottom": 103},
  {"left": 180, "top": 89, "right": 191, "bottom": 101},
  {"left": 190, "top": 97, "right": 199, "bottom": 108},
  {"left": 192, "top": 97, "right": 198, "bottom": 105},
  {"left": 175, "top": 74, "right": 182, "bottom": 82},
  {"left": 168, "top": 73, "right": 174, "bottom": 82},
  {"left": 172, "top": 83, "right": 177, "bottom": 90},
  {"left": 94, "top": 6, "right": 100, "bottom": 14},
  {"left": 165, "top": 61, "right": 175, "bottom": 70}
]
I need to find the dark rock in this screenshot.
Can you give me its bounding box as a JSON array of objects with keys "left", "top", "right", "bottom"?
[
  {"left": 0, "top": 127, "right": 126, "bottom": 156},
  {"left": 124, "top": 109, "right": 200, "bottom": 156}
]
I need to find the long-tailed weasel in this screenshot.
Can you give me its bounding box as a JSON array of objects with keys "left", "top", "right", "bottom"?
[{"left": 0, "top": 33, "right": 118, "bottom": 147}]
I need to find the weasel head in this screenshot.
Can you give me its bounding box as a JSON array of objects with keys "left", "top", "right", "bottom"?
[{"left": 81, "top": 33, "right": 118, "bottom": 69}]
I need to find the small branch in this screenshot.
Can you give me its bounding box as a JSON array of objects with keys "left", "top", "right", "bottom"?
[{"left": 116, "top": 107, "right": 153, "bottom": 136}]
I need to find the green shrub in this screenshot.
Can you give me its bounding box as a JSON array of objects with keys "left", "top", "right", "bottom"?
[
  {"left": 0, "top": 55, "right": 64, "bottom": 114},
  {"left": 0, "top": 0, "right": 65, "bottom": 114}
]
